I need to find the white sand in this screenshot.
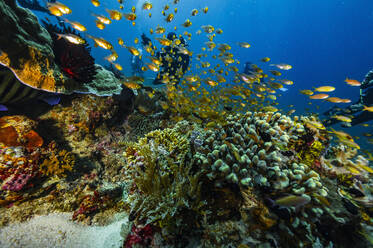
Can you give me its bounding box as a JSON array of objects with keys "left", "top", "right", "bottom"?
[{"left": 0, "top": 213, "right": 127, "bottom": 248}]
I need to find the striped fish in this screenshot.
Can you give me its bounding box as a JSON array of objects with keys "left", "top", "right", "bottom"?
[{"left": 0, "top": 65, "right": 55, "bottom": 107}]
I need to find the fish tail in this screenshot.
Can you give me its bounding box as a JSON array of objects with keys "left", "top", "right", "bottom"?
[{"left": 56, "top": 33, "right": 63, "bottom": 40}]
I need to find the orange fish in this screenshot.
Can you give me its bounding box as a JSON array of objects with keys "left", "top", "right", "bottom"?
[
  {"left": 340, "top": 99, "right": 352, "bottom": 103},
  {"left": 325, "top": 97, "right": 343, "bottom": 103},
  {"left": 345, "top": 78, "right": 361, "bottom": 86},
  {"left": 310, "top": 94, "right": 329, "bottom": 100}
]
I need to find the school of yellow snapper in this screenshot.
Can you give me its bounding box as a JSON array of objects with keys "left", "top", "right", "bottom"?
[{"left": 47, "top": 0, "right": 373, "bottom": 153}]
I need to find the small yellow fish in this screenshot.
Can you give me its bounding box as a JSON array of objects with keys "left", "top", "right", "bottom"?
[
  {"left": 191, "top": 9, "right": 198, "bottom": 16},
  {"left": 363, "top": 106, "right": 373, "bottom": 112},
  {"left": 201, "top": 25, "right": 215, "bottom": 33},
  {"left": 104, "top": 52, "right": 118, "bottom": 62},
  {"left": 47, "top": 1, "right": 71, "bottom": 15},
  {"left": 95, "top": 20, "right": 105, "bottom": 30},
  {"left": 64, "top": 19, "right": 86, "bottom": 32},
  {"left": 48, "top": 6, "right": 63, "bottom": 16},
  {"left": 203, "top": 6, "right": 208, "bottom": 14},
  {"left": 56, "top": 33, "right": 85, "bottom": 44},
  {"left": 166, "top": 13, "right": 174, "bottom": 22},
  {"left": 182, "top": 19, "right": 192, "bottom": 27},
  {"left": 280, "top": 79, "right": 294, "bottom": 85},
  {"left": 91, "top": 0, "right": 100, "bottom": 7},
  {"left": 87, "top": 35, "right": 113, "bottom": 50},
  {"left": 118, "top": 38, "right": 124, "bottom": 46},
  {"left": 300, "top": 91, "right": 313, "bottom": 96},
  {"left": 332, "top": 115, "right": 352, "bottom": 122},
  {"left": 269, "top": 70, "right": 282, "bottom": 76},
  {"left": 146, "top": 63, "right": 160, "bottom": 72},
  {"left": 125, "top": 46, "right": 140, "bottom": 56},
  {"left": 142, "top": 2, "right": 153, "bottom": 10},
  {"left": 261, "top": 57, "right": 270, "bottom": 62},
  {"left": 270, "top": 63, "right": 292, "bottom": 70},
  {"left": 345, "top": 78, "right": 361, "bottom": 86},
  {"left": 205, "top": 79, "right": 218, "bottom": 87},
  {"left": 216, "top": 28, "right": 223, "bottom": 34},
  {"left": 262, "top": 106, "right": 278, "bottom": 112},
  {"left": 113, "top": 63, "right": 123, "bottom": 71},
  {"left": 92, "top": 14, "right": 111, "bottom": 24},
  {"left": 106, "top": 9, "right": 122, "bottom": 20},
  {"left": 123, "top": 81, "right": 141, "bottom": 90},
  {"left": 237, "top": 42, "right": 251, "bottom": 48},
  {"left": 155, "top": 37, "right": 172, "bottom": 46},
  {"left": 314, "top": 86, "right": 335, "bottom": 92},
  {"left": 124, "top": 13, "right": 137, "bottom": 21},
  {"left": 134, "top": 38, "right": 139, "bottom": 44},
  {"left": 155, "top": 26, "right": 166, "bottom": 34}
]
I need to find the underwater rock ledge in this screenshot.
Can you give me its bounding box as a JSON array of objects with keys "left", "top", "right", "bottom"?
[{"left": 0, "top": 0, "right": 122, "bottom": 96}]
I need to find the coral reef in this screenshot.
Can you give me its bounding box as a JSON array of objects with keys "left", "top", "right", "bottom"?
[{"left": 122, "top": 112, "right": 372, "bottom": 247}]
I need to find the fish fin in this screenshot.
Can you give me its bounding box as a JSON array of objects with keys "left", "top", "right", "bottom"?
[
  {"left": 56, "top": 33, "right": 63, "bottom": 40},
  {"left": 40, "top": 95, "right": 60, "bottom": 105},
  {"left": 0, "top": 104, "right": 8, "bottom": 111}
]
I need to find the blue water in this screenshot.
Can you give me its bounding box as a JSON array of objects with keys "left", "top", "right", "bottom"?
[{"left": 32, "top": 0, "right": 373, "bottom": 149}]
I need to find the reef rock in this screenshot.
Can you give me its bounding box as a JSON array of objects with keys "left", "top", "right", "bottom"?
[{"left": 0, "top": 0, "right": 121, "bottom": 96}]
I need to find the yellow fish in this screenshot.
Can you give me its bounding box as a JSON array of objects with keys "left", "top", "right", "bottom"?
[
  {"left": 155, "top": 37, "right": 172, "bottom": 46},
  {"left": 142, "top": 2, "right": 153, "bottom": 10},
  {"left": 56, "top": 33, "right": 85, "bottom": 44},
  {"left": 106, "top": 9, "right": 122, "bottom": 20},
  {"left": 125, "top": 46, "right": 140, "bottom": 56},
  {"left": 91, "top": 0, "right": 100, "bottom": 7},
  {"left": 191, "top": 9, "right": 198, "bottom": 16},
  {"left": 332, "top": 115, "right": 352, "bottom": 122},
  {"left": 47, "top": 1, "right": 71, "bottom": 15},
  {"left": 270, "top": 63, "right": 292, "bottom": 70},
  {"left": 95, "top": 20, "right": 105, "bottom": 30},
  {"left": 87, "top": 35, "right": 113, "bottom": 50},
  {"left": 123, "top": 13, "right": 137, "bottom": 21},
  {"left": 92, "top": 14, "right": 112, "bottom": 24},
  {"left": 314, "top": 86, "right": 335, "bottom": 92},
  {"left": 363, "top": 106, "right": 373, "bottom": 112},
  {"left": 64, "top": 19, "right": 87, "bottom": 32},
  {"left": 237, "top": 42, "right": 251, "bottom": 48}
]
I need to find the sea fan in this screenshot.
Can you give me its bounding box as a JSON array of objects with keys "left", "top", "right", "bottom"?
[{"left": 42, "top": 20, "right": 97, "bottom": 84}]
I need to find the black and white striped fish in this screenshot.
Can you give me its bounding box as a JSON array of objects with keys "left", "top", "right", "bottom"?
[{"left": 0, "top": 65, "right": 60, "bottom": 111}]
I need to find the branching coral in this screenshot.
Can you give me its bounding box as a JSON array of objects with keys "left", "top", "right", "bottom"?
[{"left": 39, "top": 143, "right": 74, "bottom": 178}]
